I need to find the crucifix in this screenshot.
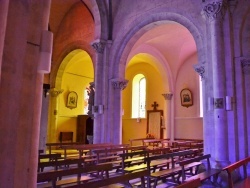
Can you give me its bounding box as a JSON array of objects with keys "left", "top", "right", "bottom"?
[{"left": 151, "top": 101, "right": 159, "bottom": 110}]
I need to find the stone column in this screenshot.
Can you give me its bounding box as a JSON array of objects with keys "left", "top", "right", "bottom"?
[
  {"left": 162, "top": 93, "right": 173, "bottom": 141},
  {"left": 48, "top": 88, "right": 63, "bottom": 143},
  {"left": 241, "top": 58, "right": 250, "bottom": 157},
  {"left": 203, "top": 0, "right": 229, "bottom": 167},
  {"left": 111, "top": 78, "right": 128, "bottom": 144},
  {"left": 0, "top": 1, "right": 51, "bottom": 187},
  {"left": 91, "top": 40, "right": 105, "bottom": 143},
  {"left": 0, "top": 0, "right": 9, "bottom": 82}
]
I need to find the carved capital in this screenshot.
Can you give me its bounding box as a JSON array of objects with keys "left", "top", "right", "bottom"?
[
  {"left": 228, "top": 0, "right": 238, "bottom": 13},
  {"left": 241, "top": 58, "right": 250, "bottom": 75},
  {"left": 91, "top": 40, "right": 106, "bottom": 54},
  {"left": 50, "top": 88, "right": 64, "bottom": 97},
  {"left": 111, "top": 79, "right": 128, "bottom": 90},
  {"left": 193, "top": 64, "right": 205, "bottom": 80},
  {"left": 203, "top": 1, "right": 227, "bottom": 22},
  {"left": 162, "top": 93, "right": 173, "bottom": 100}
]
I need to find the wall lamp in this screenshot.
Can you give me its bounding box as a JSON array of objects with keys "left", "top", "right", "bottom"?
[
  {"left": 92, "top": 105, "right": 104, "bottom": 114},
  {"left": 43, "top": 84, "right": 50, "bottom": 98},
  {"left": 226, "top": 96, "right": 233, "bottom": 111}
]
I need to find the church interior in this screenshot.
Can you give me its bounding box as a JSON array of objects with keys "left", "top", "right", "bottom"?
[{"left": 0, "top": 0, "right": 250, "bottom": 187}]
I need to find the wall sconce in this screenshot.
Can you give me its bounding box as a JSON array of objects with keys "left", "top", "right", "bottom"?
[
  {"left": 98, "top": 105, "right": 104, "bottom": 114},
  {"left": 208, "top": 97, "right": 214, "bottom": 111},
  {"left": 38, "top": 30, "right": 53, "bottom": 73},
  {"left": 92, "top": 105, "right": 104, "bottom": 114},
  {"left": 43, "top": 84, "right": 50, "bottom": 98},
  {"left": 226, "top": 96, "right": 233, "bottom": 111}
]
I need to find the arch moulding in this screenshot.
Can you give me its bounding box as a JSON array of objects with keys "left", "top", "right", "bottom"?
[{"left": 110, "top": 12, "right": 205, "bottom": 79}]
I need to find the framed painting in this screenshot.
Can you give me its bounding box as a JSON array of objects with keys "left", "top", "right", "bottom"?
[
  {"left": 66, "top": 91, "right": 78, "bottom": 109},
  {"left": 180, "top": 88, "right": 193, "bottom": 108}
]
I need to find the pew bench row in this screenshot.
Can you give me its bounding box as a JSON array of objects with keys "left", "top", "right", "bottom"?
[{"left": 37, "top": 147, "right": 250, "bottom": 188}]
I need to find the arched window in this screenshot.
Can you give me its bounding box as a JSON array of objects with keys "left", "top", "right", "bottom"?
[{"left": 132, "top": 74, "right": 146, "bottom": 118}]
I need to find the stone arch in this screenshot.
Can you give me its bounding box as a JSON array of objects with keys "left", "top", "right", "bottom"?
[
  {"left": 50, "top": 0, "right": 109, "bottom": 87},
  {"left": 233, "top": 4, "right": 250, "bottom": 57},
  {"left": 241, "top": 9, "right": 250, "bottom": 57},
  {"left": 110, "top": 12, "right": 204, "bottom": 79},
  {"left": 82, "top": 0, "right": 109, "bottom": 40},
  {"left": 51, "top": 41, "right": 94, "bottom": 88},
  {"left": 127, "top": 44, "right": 174, "bottom": 93}
]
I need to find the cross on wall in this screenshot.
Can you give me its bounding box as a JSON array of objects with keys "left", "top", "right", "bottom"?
[{"left": 151, "top": 101, "right": 159, "bottom": 110}]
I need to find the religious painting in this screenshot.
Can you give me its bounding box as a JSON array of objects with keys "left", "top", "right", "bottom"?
[
  {"left": 180, "top": 88, "right": 193, "bottom": 108},
  {"left": 66, "top": 91, "right": 78, "bottom": 109},
  {"left": 214, "top": 98, "right": 224, "bottom": 109}
]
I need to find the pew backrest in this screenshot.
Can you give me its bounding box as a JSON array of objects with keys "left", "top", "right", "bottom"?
[
  {"left": 38, "top": 158, "right": 84, "bottom": 172},
  {"left": 37, "top": 163, "right": 113, "bottom": 187},
  {"left": 146, "top": 150, "right": 195, "bottom": 168},
  {"left": 176, "top": 178, "right": 201, "bottom": 188},
  {"left": 178, "top": 154, "right": 211, "bottom": 181},
  {"left": 223, "top": 156, "right": 250, "bottom": 188},
  {"left": 65, "top": 169, "right": 149, "bottom": 188}
]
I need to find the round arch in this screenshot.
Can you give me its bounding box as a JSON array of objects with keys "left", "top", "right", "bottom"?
[
  {"left": 127, "top": 44, "right": 174, "bottom": 93},
  {"left": 51, "top": 41, "right": 94, "bottom": 88},
  {"left": 110, "top": 12, "right": 204, "bottom": 79}
]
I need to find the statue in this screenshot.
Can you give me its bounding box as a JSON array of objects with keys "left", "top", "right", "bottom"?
[
  {"left": 86, "top": 82, "right": 95, "bottom": 144},
  {"left": 86, "top": 82, "right": 95, "bottom": 118}
]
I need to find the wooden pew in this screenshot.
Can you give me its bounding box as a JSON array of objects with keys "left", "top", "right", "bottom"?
[
  {"left": 60, "top": 143, "right": 130, "bottom": 159},
  {"left": 119, "top": 147, "right": 172, "bottom": 174},
  {"left": 37, "top": 162, "right": 113, "bottom": 188},
  {"left": 223, "top": 156, "right": 250, "bottom": 188},
  {"left": 179, "top": 154, "right": 221, "bottom": 184},
  {"left": 60, "top": 143, "right": 113, "bottom": 159},
  {"left": 92, "top": 145, "right": 148, "bottom": 166},
  {"left": 39, "top": 153, "right": 62, "bottom": 162},
  {"left": 145, "top": 150, "right": 197, "bottom": 188},
  {"left": 176, "top": 178, "right": 201, "bottom": 188},
  {"left": 38, "top": 153, "right": 62, "bottom": 172},
  {"left": 66, "top": 169, "right": 149, "bottom": 188},
  {"left": 38, "top": 158, "right": 84, "bottom": 173},
  {"left": 129, "top": 138, "right": 153, "bottom": 146},
  {"left": 46, "top": 142, "right": 84, "bottom": 158}
]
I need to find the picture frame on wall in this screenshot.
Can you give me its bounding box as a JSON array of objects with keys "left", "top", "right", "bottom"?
[
  {"left": 66, "top": 91, "right": 78, "bottom": 109},
  {"left": 180, "top": 88, "right": 193, "bottom": 108}
]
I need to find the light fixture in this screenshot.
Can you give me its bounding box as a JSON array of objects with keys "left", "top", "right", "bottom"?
[
  {"left": 43, "top": 84, "right": 50, "bottom": 98},
  {"left": 38, "top": 30, "right": 53, "bottom": 73},
  {"left": 92, "top": 105, "right": 104, "bottom": 114},
  {"left": 226, "top": 96, "right": 233, "bottom": 111},
  {"left": 208, "top": 97, "right": 214, "bottom": 111}
]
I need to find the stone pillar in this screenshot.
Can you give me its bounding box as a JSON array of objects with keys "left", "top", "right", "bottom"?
[
  {"left": 0, "top": 0, "right": 9, "bottom": 82},
  {"left": 39, "top": 93, "right": 50, "bottom": 152},
  {"left": 48, "top": 88, "right": 63, "bottom": 143},
  {"left": 203, "top": 0, "right": 229, "bottom": 168},
  {"left": 91, "top": 40, "right": 105, "bottom": 143},
  {"left": 162, "top": 93, "right": 173, "bottom": 141},
  {"left": 111, "top": 78, "right": 128, "bottom": 144},
  {"left": 241, "top": 58, "right": 250, "bottom": 157},
  {"left": 0, "top": 1, "right": 51, "bottom": 187}
]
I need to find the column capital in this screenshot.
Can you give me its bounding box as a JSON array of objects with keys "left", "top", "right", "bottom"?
[
  {"left": 50, "top": 88, "right": 64, "bottom": 97},
  {"left": 193, "top": 64, "right": 205, "bottom": 80},
  {"left": 91, "top": 39, "right": 106, "bottom": 54},
  {"left": 162, "top": 93, "right": 173, "bottom": 100},
  {"left": 241, "top": 58, "right": 250, "bottom": 75},
  {"left": 111, "top": 78, "right": 128, "bottom": 90},
  {"left": 203, "top": 1, "right": 227, "bottom": 22}
]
